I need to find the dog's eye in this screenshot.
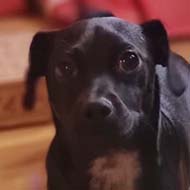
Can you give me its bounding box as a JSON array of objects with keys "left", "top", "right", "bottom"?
[
  {"left": 118, "top": 51, "right": 140, "bottom": 73},
  {"left": 55, "top": 61, "right": 77, "bottom": 80}
]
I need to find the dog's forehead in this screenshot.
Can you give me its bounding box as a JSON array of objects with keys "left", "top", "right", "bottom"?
[
  {"left": 85, "top": 17, "right": 145, "bottom": 45},
  {"left": 55, "top": 17, "right": 147, "bottom": 56}
]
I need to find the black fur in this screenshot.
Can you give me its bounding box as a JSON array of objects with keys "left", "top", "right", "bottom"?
[{"left": 23, "top": 15, "right": 190, "bottom": 190}]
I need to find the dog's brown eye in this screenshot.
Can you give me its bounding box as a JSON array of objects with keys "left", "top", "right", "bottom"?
[
  {"left": 55, "top": 62, "right": 77, "bottom": 80},
  {"left": 118, "top": 51, "right": 140, "bottom": 73}
]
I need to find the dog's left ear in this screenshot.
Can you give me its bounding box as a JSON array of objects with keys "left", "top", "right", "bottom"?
[
  {"left": 23, "top": 31, "right": 56, "bottom": 110},
  {"left": 141, "top": 20, "right": 169, "bottom": 66},
  {"left": 142, "top": 20, "right": 189, "bottom": 96}
]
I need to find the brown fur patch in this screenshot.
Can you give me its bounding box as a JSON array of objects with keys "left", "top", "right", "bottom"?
[
  {"left": 88, "top": 150, "right": 141, "bottom": 190},
  {"left": 179, "top": 158, "right": 190, "bottom": 190}
]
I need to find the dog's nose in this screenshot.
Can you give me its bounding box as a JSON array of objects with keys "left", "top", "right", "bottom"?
[{"left": 85, "top": 98, "right": 113, "bottom": 121}]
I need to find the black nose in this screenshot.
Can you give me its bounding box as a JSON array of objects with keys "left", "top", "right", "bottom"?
[{"left": 85, "top": 98, "right": 113, "bottom": 121}]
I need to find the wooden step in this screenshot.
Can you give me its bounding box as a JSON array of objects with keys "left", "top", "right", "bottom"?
[{"left": 0, "top": 79, "right": 52, "bottom": 128}]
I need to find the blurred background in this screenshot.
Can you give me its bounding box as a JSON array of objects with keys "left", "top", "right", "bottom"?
[{"left": 0, "top": 0, "right": 190, "bottom": 189}]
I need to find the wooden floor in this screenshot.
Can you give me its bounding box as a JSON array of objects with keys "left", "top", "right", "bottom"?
[
  {"left": 0, "top": 123, "right": 54, "bottom": 190},
  {"left": 0, "top": 16, "right": 53, "bottom": 190}
]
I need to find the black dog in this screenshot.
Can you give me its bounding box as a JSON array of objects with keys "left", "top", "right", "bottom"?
[{"left": 23, "top": 14, "right": 190, "bottom": 190}]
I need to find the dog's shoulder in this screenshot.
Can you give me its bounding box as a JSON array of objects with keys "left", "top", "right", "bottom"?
[
  {"left": 156, "top": 52, "right": 190, "bottom": 124},
  {"left": 168, "top": 52, "right": 190, "bottom": 96},
  {"left": 157, "top": 52, "right": 190, "bottom": 187}
]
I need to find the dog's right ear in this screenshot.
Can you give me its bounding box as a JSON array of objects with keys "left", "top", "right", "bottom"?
[{"left": 23, "top": 31, "right": 56, "bottom": 110}]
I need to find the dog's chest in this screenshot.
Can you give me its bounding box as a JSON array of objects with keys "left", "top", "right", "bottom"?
[{"left": 88, "top": 150, "right": 141, "bottom": 190}]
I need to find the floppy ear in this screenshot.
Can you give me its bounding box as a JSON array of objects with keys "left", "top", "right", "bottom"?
[
  {"left": 23, "top": 31, "right": 55, "bottom": 110},
  {"left": 142, "top": 21, "right": 189, "bottom": 96},
  {"left": 141, "top": 20, "right": 169, "bottom": 66}
]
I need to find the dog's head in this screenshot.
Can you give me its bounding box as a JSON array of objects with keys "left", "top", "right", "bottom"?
[{"left": 23, "top": 16, "right": 169, "bottom": 157}]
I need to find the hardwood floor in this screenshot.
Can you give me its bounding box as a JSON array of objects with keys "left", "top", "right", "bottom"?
[
  {"left": 0, "top": 16, "right": 53, "bottom": 190},
  {"left": 0, "top": 123, "right": 54, "bottom": 190}
]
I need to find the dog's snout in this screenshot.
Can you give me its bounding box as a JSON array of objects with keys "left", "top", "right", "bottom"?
[{"left": 85, "top": 98, "right": 113, "bottom": 121}]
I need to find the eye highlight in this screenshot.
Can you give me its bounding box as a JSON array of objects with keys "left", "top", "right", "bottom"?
[
  {"left": 118, "top": 51, "right": 140, "bottom": 73},
  {"left": 55, "top": 61, "right": 77, "bottom": 80}
]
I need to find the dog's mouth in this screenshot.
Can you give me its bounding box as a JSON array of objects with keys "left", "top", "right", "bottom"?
[
  {"left": 55, "top": 97, "right": 144, "bottom": 168},
  {"left": 65, "top": 116, "right": 141, "bottom": 171},
  {"left": 52, "top": 92, "right": 142, "bottom": 161},
  {"left": 72, "top": 107, "right": 140, "bottom": 152},
  {"left": 79, "top": 110, "right": 136, "bottom": 136}
]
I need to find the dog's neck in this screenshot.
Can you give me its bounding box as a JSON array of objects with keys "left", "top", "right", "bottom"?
[
  {"left": 88, "top": 150, "right": 141, "bottom": 190},
  {"left": 52, "top": 119, "right": 160, "bottom": 190}
]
